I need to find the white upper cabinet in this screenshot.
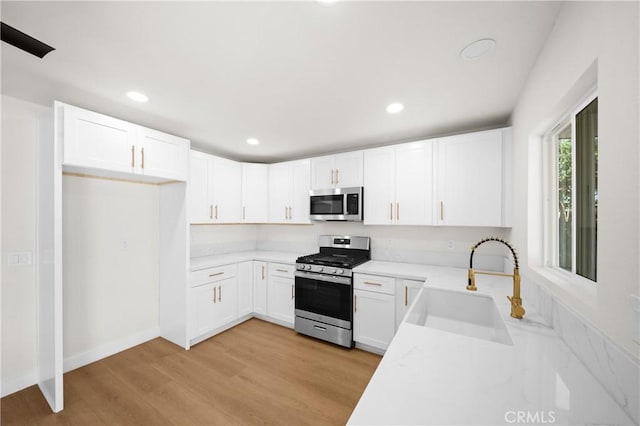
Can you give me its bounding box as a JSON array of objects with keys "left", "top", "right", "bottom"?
[
  {"left": 435, "top": 128, "right": 510, "bottom": 227},
  {"left": 137, "top": 126, "right": 188, "bottom": 181},
  {"left": 364, "top": 141, "right": 433, "bottom": 225},
  {"left": 268, "top": 159, "right": 310, "bottom": 223},
  {"left": 60, "top": 102, "right": 189, "bottom": 182},
  {"left": 188, "top": 150, "right": 242, "bottom": 223},
  {"left": 310, "top": 151, "right": 363, "bottom": 189},
  {"left": 241, "top": 163, "right": 269, "bottom": 223}
]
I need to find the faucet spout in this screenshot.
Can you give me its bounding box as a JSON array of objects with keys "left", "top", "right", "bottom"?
[{"left": 467, "top": 237, "right": 525, "bottom": 319}]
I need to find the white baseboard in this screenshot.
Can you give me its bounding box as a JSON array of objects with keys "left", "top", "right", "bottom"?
[
  {"left": 63, "top": 326, "right": 161, "bottom": 373},
  {"left": 1, "top": 369, "right": 38, "bottom": 398}
]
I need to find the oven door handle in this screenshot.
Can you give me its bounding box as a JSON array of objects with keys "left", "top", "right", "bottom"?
[{"left": 294, "top": 270, "right": 352, "bottom": 285}]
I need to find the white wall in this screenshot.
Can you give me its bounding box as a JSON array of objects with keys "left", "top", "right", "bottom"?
[
  {"left": 62, "top": 175, "right": 160, "bottom": 367},
  {"left": 510, "top": 2, "right": 639, "bottom": 357},
  {"left": 1, "top": 96, "right": 47, "bottom": 394}
]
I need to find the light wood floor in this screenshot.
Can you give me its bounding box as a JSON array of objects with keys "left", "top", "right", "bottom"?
[{"left": 1, "top": 319, "right": 381, "bottom": 425}]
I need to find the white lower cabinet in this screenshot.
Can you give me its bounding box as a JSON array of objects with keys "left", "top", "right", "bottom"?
[
  {"left": 353, "top": 273, "right": 396, "bottom": 350},
  {"left": 190, "top": 264, "right": 239, "bottom": 342},
  {"left": 237, "top": 261, "right": 253, "bottom": 317},
  {"left": 253, "top": 261, "right": 268, "bottom": 315},
  {"left": 395, "top": 279, "right": 424, "bottom": 329},
  {"left": 267, "top": 263, "right": 295, "bottom": 325}
]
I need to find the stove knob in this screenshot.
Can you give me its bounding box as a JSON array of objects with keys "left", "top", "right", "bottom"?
[
  {"left": 332, "top": 268, "right": 338, "bottom": 274},
  {"left": 336, "top": 269, "right": 344, "bottom": 275},
  {"left": 305, "top": 265, "right": 311, "bottom": 270},
  {"left": 317, "top": 267, "right": 324, "bottom": 272}
]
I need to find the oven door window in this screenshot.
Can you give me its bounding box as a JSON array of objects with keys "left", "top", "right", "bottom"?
[
  {"left": 310, "top": 195, "right": 343, "bottom": 215},
  {"left": 295, "top": 275, "right": 351, "bottom": 322}
]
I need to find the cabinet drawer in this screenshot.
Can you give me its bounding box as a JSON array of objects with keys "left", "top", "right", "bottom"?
[
  {"left": 191, "top": 264, "right": 237, "bottom": 287},
  {"left": 269, "top": 263, "right": 295, "bottom": 279},
  {"left": 354, "top": 273, "right": 395, "bottom": 295}
]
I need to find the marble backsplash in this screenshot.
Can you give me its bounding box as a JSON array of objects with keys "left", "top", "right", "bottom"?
[{"left": 523, "top": 274, "right": 640, "bottom": 424}]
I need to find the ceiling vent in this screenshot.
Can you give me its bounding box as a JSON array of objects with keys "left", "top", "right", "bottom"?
[{"left": 1, "top": 22, "right": 55, "bottom": 58}]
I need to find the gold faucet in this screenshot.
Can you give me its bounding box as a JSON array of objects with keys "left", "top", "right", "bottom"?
[{"left": 467, "top": 237, "right": 525, "bottom": 319}]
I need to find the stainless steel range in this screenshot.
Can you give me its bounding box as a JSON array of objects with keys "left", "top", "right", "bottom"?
[{"left": 294, "top": 235, "right": 370, "bottom": 348}]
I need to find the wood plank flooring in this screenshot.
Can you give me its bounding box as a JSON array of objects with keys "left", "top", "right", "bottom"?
[{"left": 1, "top": 319, "right": 381, "bottom": 425}]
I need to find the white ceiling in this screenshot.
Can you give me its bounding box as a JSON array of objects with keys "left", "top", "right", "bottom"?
[{"left": 1, "top": 1, "right": 561, "bottom": 163}]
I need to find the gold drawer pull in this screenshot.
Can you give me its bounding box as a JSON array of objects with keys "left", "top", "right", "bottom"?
[
  {"left": 209, "top": 271, "right": 224, "bottom": 277},
  {"left": 363, "top": 281, "right": 382, "bottom": 286},
  {"left": 276, "top": 269, "right": 289, "bottom": 273}
]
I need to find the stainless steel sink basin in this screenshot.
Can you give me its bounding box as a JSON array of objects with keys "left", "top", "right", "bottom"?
[{"left": 405, "top": 287, "right": 513, "bottom": 345}]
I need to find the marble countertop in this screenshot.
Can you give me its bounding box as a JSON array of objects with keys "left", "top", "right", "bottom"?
[
  {"left": 347, "top": 263, "right": 634, "bottom": 425},
  {"left": 190, "top": 250, "right": 300, "bottom": 271}
]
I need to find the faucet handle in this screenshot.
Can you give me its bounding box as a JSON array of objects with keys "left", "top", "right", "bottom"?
[{"left": 507, "top": 296, "right": 525, "bottom": 319}]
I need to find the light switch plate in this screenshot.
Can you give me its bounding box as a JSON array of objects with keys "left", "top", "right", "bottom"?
[{"left": 7, "top": 251, "right": 32, "bottom": 266}]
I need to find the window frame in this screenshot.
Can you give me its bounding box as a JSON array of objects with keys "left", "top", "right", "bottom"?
[{"left": 543, "top": 87, "right": 598, "bottom": 286}]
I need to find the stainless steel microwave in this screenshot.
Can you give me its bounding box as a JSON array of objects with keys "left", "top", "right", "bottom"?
[{"left": 309, "top": 187, "right": 363, "bottom": 221}]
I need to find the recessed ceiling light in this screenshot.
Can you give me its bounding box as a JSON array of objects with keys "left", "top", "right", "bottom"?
[
  {"left": 317, "top": 0, "right": 338, "bottom": 4},
  {"left": 460, "top": 38, "right": 496, "bottom": 61},
  {"left": 247, "top": 138, "right": 260, "bottom": 146},
  {"left": 386, "top": 103, "right": 404, "bottom": 114},
  {"left": 126, "top": 91, "right": 148, "bottom": 102}
]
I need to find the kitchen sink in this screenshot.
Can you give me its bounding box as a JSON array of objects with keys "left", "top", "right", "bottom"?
[{"left": 405, "top": 287, "right": 513, "bottom": 345}]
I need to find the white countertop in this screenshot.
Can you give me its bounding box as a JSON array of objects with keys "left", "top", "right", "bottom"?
[
  {"left": 347, "top": 263, "right": 634, "bottom": 426},
  {"left": 190, "top": 250, "right": 300, "bottom": 271}
]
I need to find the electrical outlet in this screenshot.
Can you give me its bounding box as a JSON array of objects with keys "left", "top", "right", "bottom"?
[{"left": 447, "top": 240, "right": 455, "bottom": 251}]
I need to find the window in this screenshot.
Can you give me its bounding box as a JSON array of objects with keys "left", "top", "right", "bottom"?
[{"left": 547, "top": 93, "right": 598, "bottom": 282}]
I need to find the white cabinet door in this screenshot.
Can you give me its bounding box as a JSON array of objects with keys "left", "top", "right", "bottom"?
[
  {"left": 311, "top": 151, "right": 363, "bottom": 189},
  {"left": 310, "top": 155, "right": 335, "bottom": 190},
  {"left": 237, "top": 261, "right": 253, "bottom": 317},
  {"left": 62, "top": 103, "right": 137, "bottom": 173},
  {"left": 191, "top": 283, "right": 217, "bottom": 338},
  {"left": 241, "top": 163, "right": 268, "bottom": 222},
  {"left": 188, "top": 151, "right": 212, "bottom": 223},
  {"left": 253, "top": 261, "right": 268, "bottom": 315},
  {"left": 290, "top": 159, "right": 310, "bottom": 224},
  {"left": 363, "top": 146, "right": 395, "bottom": 225},
  {"left": 394, "top": 141, "right": 433, "bottom": 225},
  {"left": 353, "top": 289, "right": 395, "bottom": 350},
  {"left": 437, "top": 129, "right": 504, "bottom": 226},
  {"left": 214, "top": 277, "right": 238, "bottom": 328},
  {"left": 211, "top": 156, "right": 242, "bottom": 223},
  {"left": 268, "top": 160, "right": 310, "bottom": 223},
  {"left": 395, "top": 280, "right": 423, "bottom": 329},
  {"left": 268, "top": 276, "right": 295, "bottom": 325},
  {"left": 268, "top": 162, "right": 290, "bottom": 222},
  {"left": 333, "top": 151, "right": 363, "bottom": 188},
  {"left": 137, "top": 126, "right": 189, "bottom": 181}
]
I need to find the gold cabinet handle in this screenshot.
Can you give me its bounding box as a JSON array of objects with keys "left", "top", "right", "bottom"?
[
  {"left": 291, "top": 284, "right": 294, "bottom": 299},
  {"left": 284, "top": 206, "right": 288, "bottom": 220},
  {"left": 354, "top": 295, "right": 357, "bottom": 312},
  {"left": 141, "top": 147, "right": 145, "bottom": 169},
  {"left": 261, "top": 265, "right": 265, "bottom": 280},
  {"left": 276, "top": 268, "right": 288, "bottom": 273},
  {"left": 243, "top": 206, "right": 246, "bottom": 221},
  {"left": 215, "top": 205, "right": 218, "bottom": 220},
  {"left": 363, "top": 281, "right": 382, "bottom": 286},
  {"left": 390, "top": 202, "right": 393, "bottom": 221},
  {"left": 396, "top": 202, "right": 399, "bottom": 221},
  {"left": 218, "top": 285, "right": 222, "bottom": 302},
  {"left": 210, "top": 205, "right": 213, "bottom": 219},
  {"left": 131, "top": 145, "right": 135, "bottom": 168},
  {"left": 330, "top": 169, "right": 334, "bottom": 185},
  {"left": 213, "top": 287, "right": 217, "bottom": 303},
  {"left": 405, "top": 286, "right": 408, "bottom": 306},
  {"left": 440, "top": 201, "right": 444, "bottom": 221},
  {"left": 335, "top": 169, "right": 339, "bottom": 184},
  {"left": 209, "top": 271, "right": 224, "bottom": 277}
]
